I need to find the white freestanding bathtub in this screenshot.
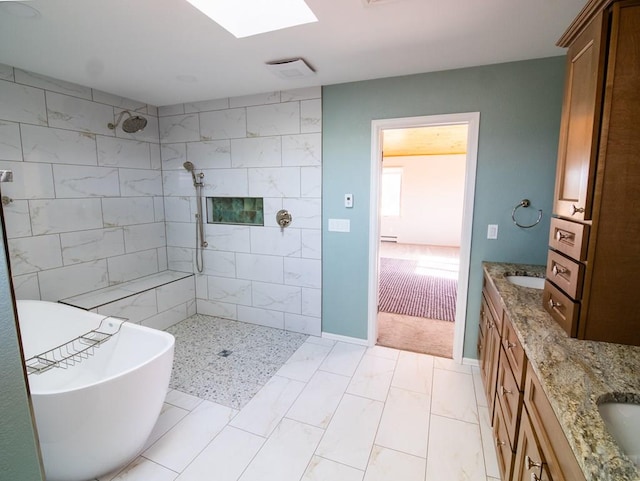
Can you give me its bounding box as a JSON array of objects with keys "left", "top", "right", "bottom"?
[{"left": 16, "top": 300, "right": 175, "bottom": 481}]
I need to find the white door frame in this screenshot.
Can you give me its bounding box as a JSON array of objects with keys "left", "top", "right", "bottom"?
[{"left": 367, "top": 112, "right": 480, "bottom": 362}]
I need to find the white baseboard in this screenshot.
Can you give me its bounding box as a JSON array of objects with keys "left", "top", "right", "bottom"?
[
  {"left": 462, "top": 357, "right": 480, "bottom": 367},
  {"left": 321, "top": 331, "right": 371, "bottom": 346}
]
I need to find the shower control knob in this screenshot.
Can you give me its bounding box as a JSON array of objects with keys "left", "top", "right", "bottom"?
[{"left": 276, "top": 209, "right": 292, "bottom": 228}]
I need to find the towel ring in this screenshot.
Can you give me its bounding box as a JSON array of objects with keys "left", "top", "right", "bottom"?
[{"left": 512, "top": 199, "right": 542, "bottom": 229}]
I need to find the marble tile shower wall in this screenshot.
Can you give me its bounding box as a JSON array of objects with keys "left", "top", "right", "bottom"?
[
  {"left": 0, "top": 63, "right": 167, "bottom": 302},
  {"left": 159, "top": 88, "right": 322, "bottom": 335}
]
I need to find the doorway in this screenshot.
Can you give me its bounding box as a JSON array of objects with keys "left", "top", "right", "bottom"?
[{"left": 367, "top": 113, "right": 480, "bottom": 362}]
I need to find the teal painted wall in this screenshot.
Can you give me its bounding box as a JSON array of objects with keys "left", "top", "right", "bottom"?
[
  {"left": 322, "top": 57, "right": 565, "bottom": 358},
  {"left": 0, "top": 218, "right": 43, "bottom": 480}
]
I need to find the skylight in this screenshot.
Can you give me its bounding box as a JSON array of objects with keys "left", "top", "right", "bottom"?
[{"left": 185, "top": 0, "right": 318, "bottom": 38}]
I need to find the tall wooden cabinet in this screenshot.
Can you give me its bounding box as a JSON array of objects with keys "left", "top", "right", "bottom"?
[{"left": 544, "top": 0, "right": 640, "bottom": 346}]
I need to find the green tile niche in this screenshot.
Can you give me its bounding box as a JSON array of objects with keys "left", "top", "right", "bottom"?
[{"left": 207, "top": 197, "right": 264, "bottom": 226}]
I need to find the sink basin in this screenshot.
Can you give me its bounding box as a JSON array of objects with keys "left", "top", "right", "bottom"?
[
  {"left": 506, "top": 275, "right": 545, "bottom": 289},
  {"left": 598, "top": 402, "right": 640, "bottom": 467}
]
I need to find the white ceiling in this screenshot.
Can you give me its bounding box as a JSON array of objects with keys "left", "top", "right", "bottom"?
[{"left": 0, "top": 0, "right": 586, "bottom": 107}]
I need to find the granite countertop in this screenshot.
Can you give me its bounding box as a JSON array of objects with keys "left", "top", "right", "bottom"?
[{"left": 483, "top": 262, "right": 640, "bottom": 481}]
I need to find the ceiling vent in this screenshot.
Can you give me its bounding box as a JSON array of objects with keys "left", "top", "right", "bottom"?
[{"left": 265, "top": 58, "right": 316, "bottom": 79}]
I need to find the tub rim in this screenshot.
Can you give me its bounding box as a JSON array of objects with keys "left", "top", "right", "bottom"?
[{"left": 17, "top": 300, "right": 175, "bottom": 396}]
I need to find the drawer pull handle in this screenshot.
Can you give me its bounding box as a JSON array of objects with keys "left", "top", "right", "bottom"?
[
  {"left": 555, "top": 229, "right": 574, "bottom": 241},
  {"left": 531, "top": 474, "right": 542, "bottom": 481},
  {"left": 496, "top": 439, "right": 506, "bottom": 447},
  {"left": 501, "top": 385, "right": 512, "bottom": 396},
  {"left": 548, "top": 298, "right": 562, "bottom": 310},
  {"left": 552, "top": 264, "right": 567, "bottom": 276},
  {"left": 507, "top": 341, "right": 516, "bottom": 350},
  {"left": 526, "top": 455, "right": 543, "bottom": 470},
  {"left": 571, "top": 204, "right": 585, "bottom": 216}
]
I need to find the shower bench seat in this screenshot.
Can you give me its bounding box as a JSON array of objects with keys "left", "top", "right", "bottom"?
[{"left": 59, "top": 270, "right": 195, "bottom": 330}]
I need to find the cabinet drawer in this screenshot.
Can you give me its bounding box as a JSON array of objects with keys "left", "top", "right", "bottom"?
[
  {"left": 543, "top": 281, "right": 579, "bottom": 337},
  {"left": 493, "top": 401, "right": 515, "bottom": 481},
  {"left": 483, "top": 278, "right": 504, "bottom": 334},
  {"left": 502, "top": 312, "right": 527, "bottom": 388},
  {"left": 545, "top": 250, "right": 585, "bottom": 300},
  {"left": 496, "top": 353, "right": 523, "bottom": 449},
  {"left": 548, "top": 217, "right": 589, "bottom": 261}
]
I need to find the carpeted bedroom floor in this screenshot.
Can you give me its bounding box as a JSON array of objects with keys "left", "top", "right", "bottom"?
[
  {"left": 377, "top": 312, "right": 455, "bottom": 358},
  {"left": 376, "top": 243, "right": 459, "bottom": 358}
]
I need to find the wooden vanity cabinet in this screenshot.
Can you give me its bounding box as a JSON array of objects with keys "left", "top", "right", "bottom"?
[
  {"left": 492, "top": 312, "right": 526, "bottom": 481},
  {"left": 545, "top": 0, "right": 640, "bottom": 346},
  {"left": 479, "top": 272, "right": 588, "bottom": 481},
  {"left": 521, "top": 363, "right": 587, "bottom": 481},
  {"left": 479, "top": 275, "right": 504, "bottom": 423},
  {"left": 552, "top": 9, "right": 606, "bottom": 221},
  {"left": 494, "top": 401, "right": 515, "bottom": 481}
]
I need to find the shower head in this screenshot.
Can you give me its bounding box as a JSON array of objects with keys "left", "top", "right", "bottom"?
[
  {"left": 108, "top": 110, "right": 148, "bottom": 133},
  {"left": 183, "top": 161, "right": 200, "bottom": 186}
]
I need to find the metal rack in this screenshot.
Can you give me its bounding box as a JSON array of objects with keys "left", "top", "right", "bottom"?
[{"left": 25, "top": 316, "right": 125, "bottom": 375}]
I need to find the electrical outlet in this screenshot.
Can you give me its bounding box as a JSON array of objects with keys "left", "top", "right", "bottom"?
[{"left": 487, "top": 224, "right": 498, "bottom": 239}]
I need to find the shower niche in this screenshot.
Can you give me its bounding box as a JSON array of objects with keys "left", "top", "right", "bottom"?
[{"left": 206, "top": 197, "right": 264, "bottom": 226}]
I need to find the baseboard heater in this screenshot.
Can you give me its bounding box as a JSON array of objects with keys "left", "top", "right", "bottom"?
[{"left": 380, "top": 236, "right": 397, "bottom": 243}]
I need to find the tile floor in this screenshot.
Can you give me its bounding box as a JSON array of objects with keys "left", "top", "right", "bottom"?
[
  {"left": 96, "top": 317, "right": 501, "bottom": 481},
  {"left": 166, "top": 314, "right": 309, "bottom": 409}
]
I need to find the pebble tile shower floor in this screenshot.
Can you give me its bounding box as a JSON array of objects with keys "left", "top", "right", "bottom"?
[{"left": 166, "top": 314, "right": 308, "bottom": 409}]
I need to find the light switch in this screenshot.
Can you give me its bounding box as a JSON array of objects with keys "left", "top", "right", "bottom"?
[
  {"left": 345, "top": 193, "right": 353, "bottom": 208},
  {"left": 487, "top": 224, "right": 498, "bottom": 239},
  {"left": 328, "top": 218, "right": 350, "bottom": 232}
]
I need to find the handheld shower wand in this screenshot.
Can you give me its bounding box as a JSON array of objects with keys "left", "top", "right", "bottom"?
[
  {"left": 183, "top": 161, "right": 203, "bottom": 186},
  {"left": 183, "top": 162, "right": 207, "bottom": 273}
]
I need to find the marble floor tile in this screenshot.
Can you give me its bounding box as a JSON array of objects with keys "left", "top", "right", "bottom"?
[
  {"left": 391, "top": 350, "right": 434, "bottom": 395},
  {"left": 478, "top": 405, "right": 500, "bottom": 479},
  {"left": 346, "top": 353, "right": 396, "bottom": 402},
  {"left": 175, "top": 426, "right": 264, "bottom": 481},
  {"left": 143, "top": 400, "right": 237, "bottom": 472},
  {"left": 472, "top": 365, "right": 488, "bottom": 408},
  {"left": 319, "top": 341, "right": 366, "bottom": 377},
  {"left": 431, "top": 366, "right": 478, "bottom": 424},
  {"left": 103, "top": 457, "right": 178, "bottom": 481},
  {"left": 315, "top": 393, "right": 384, "bottom": 470},
  {"left": 165, "top": 389, "right": 204, "bottom": 411},
  {"left": 366, "top": 345, "right": 400, "bottom": 360},
  {"left": 230, "top": 375, "right": 306, "bottom": 437},
  {"left": 276, "top": 341, "right": 333, "bottom": 382},
  {"left": 301, "top": 456, "right": 364, "bottom": 481},
  {"left": 425, "top": 415, "right": 486, "bottom": 481},
  {"left": 304, "top": 336, "right": 336, "bottom": 348},
  {"left": 375, "top": 387, "right": 430, "bottom": 458},
  {"left": 286, "top": 370, "right": 351, "bottom": 428},
  {"left": 238, "top": 418, "right": 324, "bottom": 481},
  {"left": 364, "top": 445, "right": 426, "bottom": 481},
  {"left": 142, "top": 402, "right": 190, "bottom": 451},
  {"left": 115, "top": 314, "right": 503, "bottom": 481},
  {"left": 435, "top": 355, "right": 473, "bottom": 374}
]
